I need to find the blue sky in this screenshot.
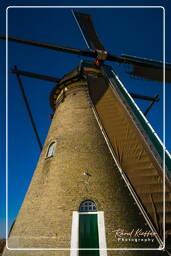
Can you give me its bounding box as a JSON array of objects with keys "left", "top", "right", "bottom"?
[{"left": 0, "top": 0, "right": 171, "bottom": 238}]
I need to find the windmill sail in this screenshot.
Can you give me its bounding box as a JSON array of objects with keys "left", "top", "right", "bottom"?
[
  {"left": 82, "top": 61, "right": 171, "bottom": 242},
  {"left": 122, "top": 54, "right": 171, "bottom": 83},
  {"left": 73, "top": 11, "right": 105, "bottom": 50}
]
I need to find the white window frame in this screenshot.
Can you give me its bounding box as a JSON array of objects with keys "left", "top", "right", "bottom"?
[
  {"left": 70, "top": 211, "right": 107, "bottom": 256},
  {"left": 46, "top": 141, "right": 56, "bottom": 158}
]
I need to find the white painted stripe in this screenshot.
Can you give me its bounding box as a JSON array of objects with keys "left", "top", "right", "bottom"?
[{"left": 7, "top": 6, "right": 165, "bottom": 9}]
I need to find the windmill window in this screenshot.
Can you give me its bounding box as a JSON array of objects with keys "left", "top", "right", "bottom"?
[
  {"left": 79, "top": 200, "right": 97, "bottom": 212},
  {"left": 46, "top": 142, "right": 56, "bottom": 158}
]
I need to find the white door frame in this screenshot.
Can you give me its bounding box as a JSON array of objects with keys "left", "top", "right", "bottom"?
[{"left": 70, "top": 211, "right": 107, "bottom": 256}]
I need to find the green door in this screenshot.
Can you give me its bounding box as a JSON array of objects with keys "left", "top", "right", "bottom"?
[{"left": 79, "top": 214, "right": 99, "bottom": 256}]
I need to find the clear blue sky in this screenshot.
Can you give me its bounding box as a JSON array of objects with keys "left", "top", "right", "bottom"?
[{"left": 0, "top": 0, "right": 171, "bottom": 238}]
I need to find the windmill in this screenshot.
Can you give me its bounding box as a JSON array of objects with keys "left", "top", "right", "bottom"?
[{"left": 1, "top": 9, "right": 171, "bottom": 256}]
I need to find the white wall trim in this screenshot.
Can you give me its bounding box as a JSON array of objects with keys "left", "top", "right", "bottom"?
[
  {"left": 70, "top": 211, "right": 107, "bottom": 256},
  {"left": 70, "top": 211, "right": 79, "bottom": 256},
  {"left": 98, "top": 211, "right": 107, "bottom": 256}
]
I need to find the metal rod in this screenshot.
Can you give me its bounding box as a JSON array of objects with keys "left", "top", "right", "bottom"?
[
  {"left": 144, "top": 94, "right": 159, "bottom": 116},
  {"left": 130, "top": 93, "right": 160, "bottom": 102},
  {"left": 11, "top": 68, "right": 60, "bottom": 83},
  {"left": 14, "top": 65, "right": 43, "bottom": 151}
]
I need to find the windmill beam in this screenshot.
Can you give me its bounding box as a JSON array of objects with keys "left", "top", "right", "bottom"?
[
  {"left": 130, "top": 93, "right": 160, "bottom": 102},
  {"left": 0, "top": 35, "right": 124, "bottom": 63},
  {"left": 11, "top": 68, "right": 60, "bottom": 83},
  {"left": 13, "top": 65, "right": 43, "bottom": 151},
  {"left": 0, "top": 35, "right": 96, "bottom": 58},
  {"left": 144, "top": 94, "right": 159, "bottom": 116}
]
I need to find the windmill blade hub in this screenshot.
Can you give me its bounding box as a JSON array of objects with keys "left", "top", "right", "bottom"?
[
  {"left": 94, "top": 50, "right": 108, "bottom": 67},
  {"left": 96, "top": 49, "right": 108, "bottom": 60}
]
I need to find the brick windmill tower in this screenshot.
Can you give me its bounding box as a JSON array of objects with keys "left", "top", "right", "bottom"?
[{"left": 1, "top": 10, "right": 171, "bottom": 256}]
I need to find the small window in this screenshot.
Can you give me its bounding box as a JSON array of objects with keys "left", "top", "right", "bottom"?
[
  {"left": 79, "top": 200, "right": 97, "bottom": 212},
  {"left": 46, "top": 142, "right": 55, "bottom": 158}
]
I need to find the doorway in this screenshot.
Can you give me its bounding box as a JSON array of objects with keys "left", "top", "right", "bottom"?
[
  {"left": 79, "top": 200, "right": 99, "bottom": 256},
  {"left": 79, "top": 213, "right": 99, "bottom": 256}
]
